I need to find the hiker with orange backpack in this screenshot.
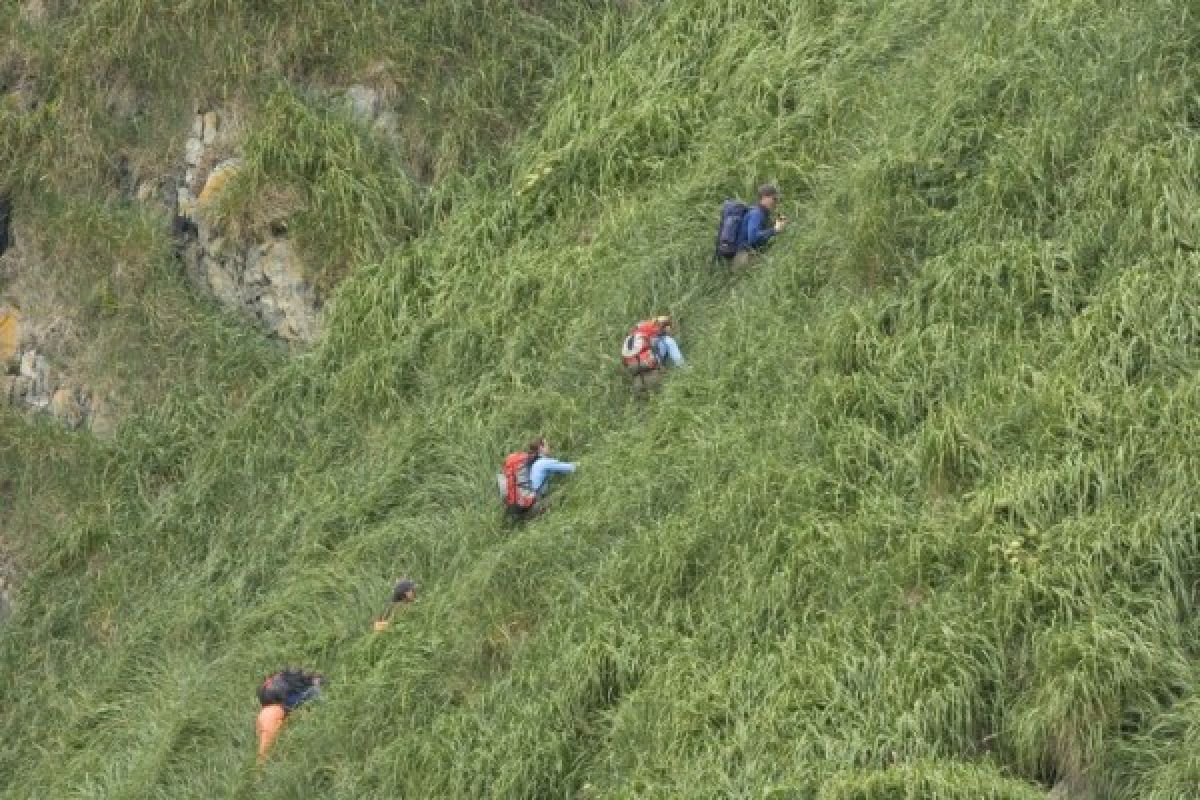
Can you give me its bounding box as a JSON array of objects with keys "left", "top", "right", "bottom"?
[
  {"left": 255, "top": 668, "right": 324, "bottom": 763},
  {"left": 497, "top": 437, "right": 576, "bottom": 519},
  {"left": 621, "top": 315, "right": 685, "bottom": 391}
]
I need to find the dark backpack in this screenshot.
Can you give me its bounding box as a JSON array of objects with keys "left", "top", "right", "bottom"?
[
  {"left": 715, "top": 200, "right": 747, "bottom": 259},
  {"left": 257, "top": 673, "right": 289, "bottom": 706},
  {"left": 258, "top": 670, "right": 318, "bottom": 708}
]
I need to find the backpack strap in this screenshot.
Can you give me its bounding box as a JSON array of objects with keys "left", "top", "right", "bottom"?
[{"left": 521, "top": 454, "right": 541, "bottom": 492}]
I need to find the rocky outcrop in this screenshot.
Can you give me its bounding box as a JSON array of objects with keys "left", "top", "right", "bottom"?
[
  {"left": 19, "top": 0, "right": 48, "bottom": 24},
  {"left": 169, "top": 87, "right": 405, "bottom": 344},
  {"left": 0, "top": 305, "right": 111, "bottom": 433},
  {"left": 188, "top": 221, "right": 321, "bottom": 343},
  {"left": 174, "top": 110, "right": 322, "bottom": 343},
  {"left": 337, "top": 84, "right": 399, "bottom": 139}
]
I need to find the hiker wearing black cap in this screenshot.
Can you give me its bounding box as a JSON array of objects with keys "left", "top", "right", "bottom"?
[
  {"left": 734, "top": 184, "right": 786, "bottom": 268},
  {"left": 373, "top": 578, "right": 418, "bottom": 631}
]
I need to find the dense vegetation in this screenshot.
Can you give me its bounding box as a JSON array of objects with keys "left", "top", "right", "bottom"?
[{"left": 3, "top": 0, "right": 1200, "bottom": 797}]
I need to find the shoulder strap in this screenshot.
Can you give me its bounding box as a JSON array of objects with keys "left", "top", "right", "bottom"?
[{"left": 522, "top": 454, "right": 541, "bottom": 488}]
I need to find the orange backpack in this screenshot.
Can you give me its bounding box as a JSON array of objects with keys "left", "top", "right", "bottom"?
[
  {"left": 500, "top": 451, "right": 538, "bottom": 509},
  {"left": 621, "top": 320, "right": 662, "bottom": 372}
]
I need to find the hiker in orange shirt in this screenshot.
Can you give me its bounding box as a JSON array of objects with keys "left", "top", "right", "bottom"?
[{"left": 255, "top": 668, "right": 323, "bottom": 763}]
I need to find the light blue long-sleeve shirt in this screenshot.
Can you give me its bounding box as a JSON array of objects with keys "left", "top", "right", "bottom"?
[
  {"left": 738, "top": 204, "right": 776, "bottom": 250},
  {"left": 530, "top": 457, "right": 576, "bottom": 495}
]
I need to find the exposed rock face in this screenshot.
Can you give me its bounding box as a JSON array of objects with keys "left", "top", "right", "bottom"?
[
  {"left": 338, "top": 84, "right": 399, "bottom": 140},
  {"left": 191, "top": 223, "right": 321, "bottom": 343},
  {"left": 173, "top": 110, "right": 322, "bottom": 343},
  {"left": 0, "top": 306, "right": 109, "bottom": 432},
  {"left": 19, "top": 0, "right": 48, "bottom": 24}
]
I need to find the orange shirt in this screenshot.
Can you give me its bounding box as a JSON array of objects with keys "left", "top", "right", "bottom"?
[{"left": 256, "top": 704, "right": 287, "bottom": 763}]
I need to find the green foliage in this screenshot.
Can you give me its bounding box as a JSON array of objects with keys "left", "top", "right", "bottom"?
[
  {"left": 214, "top": 87, "right": 422, "bottom": 285},
  {"left": 3, "top": 0, "right": 1200, "bottom": 798}
]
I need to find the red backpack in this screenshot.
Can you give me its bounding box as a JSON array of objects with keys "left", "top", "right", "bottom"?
[
  {"left": 621, "top": 320, "right": 663, "bottom": 372},
  {"left": 500, "top": 451, "right": 538, "bottom": 509}
]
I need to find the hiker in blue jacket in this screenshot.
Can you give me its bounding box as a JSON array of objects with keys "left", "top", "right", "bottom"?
[{"left": 735, "top": 184, "right": 786, "bottom": 267}]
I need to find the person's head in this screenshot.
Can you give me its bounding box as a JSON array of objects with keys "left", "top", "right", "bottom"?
[
  {"left": 528, "top": 436, "right": 548, "bottom": 457},
  {"left": 757, "top": 183, "right": 780, "bottom": 211},
  {"left": 392, "top": 578, "right": 417, "bottom": 604},
  {"left": 653, "top": 315, "right": 672, "bottom": 333}
]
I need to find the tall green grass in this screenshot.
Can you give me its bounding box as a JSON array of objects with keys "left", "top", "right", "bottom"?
[{"left": 3, "top": 0, "right": 1200, "bottom": 798}]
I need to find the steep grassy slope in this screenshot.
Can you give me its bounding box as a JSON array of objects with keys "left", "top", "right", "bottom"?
[
  {"left": 0, "top": 0, "right": 610, "bottom": 540},
  {"left": 0, "top": 0, "right": 610, "bottom": 414},
  {"left": 4, "top": 1, "right": 1200, "bottom": 798}
]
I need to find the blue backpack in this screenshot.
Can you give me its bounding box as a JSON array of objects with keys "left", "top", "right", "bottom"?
[{"left": 715, "top": 199, "right": 747, "bottom": 259}]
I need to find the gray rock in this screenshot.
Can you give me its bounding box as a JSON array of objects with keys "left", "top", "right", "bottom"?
[
  {"left": 26, "top": 354, "right": 51, "bottom": 404},
  {"left": 243, "top": 246, "right": 267, "bottom": 285},
  {"left": 177, "top": 187, "right": 194, "bottom": 217},
  {"left": 373, "top": 111, "right": 400, "bottom": 139},
  {"left": 185, "top": 137, "right": 205, "bottom": 166},
  {"left": 18, "top": 350, "right": 36, "bottom": 379},
  {"left": 343, "top": 85, "right": 379, "bottom": 120},
  {"left": 9, "top": 375, "right": 31, "bottom": 403},
  {"left": 191, "top": 114, "right": 204, "bottom": 138},
  {"left": 20, "top": 0, "right": 47, "bottom": 23}
]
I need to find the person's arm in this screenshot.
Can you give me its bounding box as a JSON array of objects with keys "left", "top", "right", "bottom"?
[
  {"left": 744, "top": 207, "right": 776, "bottom": 248},
  {"left": 538, "top": 457, "right": 577, "bottom": 475}
]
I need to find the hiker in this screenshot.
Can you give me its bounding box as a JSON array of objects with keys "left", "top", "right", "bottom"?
[
  {"left": 497, "top": 437, "right": 577, "bottom": 519},
  {"left": 255, "top": 668, "right": 324, "bottom": 763},
  {"left": 737, "top": 183, "right": 786, "bottom": 267},
  {"left": 714, "top": 184, "right": 786, "bottom": 268},
  {"left": 621, "top": 315, "right": 684, "bottom": 391},
  {"left": 373, "top": 578, "right": 417, "bottom": 632}
]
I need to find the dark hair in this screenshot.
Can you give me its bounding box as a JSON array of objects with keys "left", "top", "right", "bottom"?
[
  {"left": 527, "top": 436, "right": 545, "bottom": 455},
  {"left": 392, "top": 579, "right": 417, "bottom": 603},
  {"left": 757, "top": 184, "right": 779, "bottom": 200}
]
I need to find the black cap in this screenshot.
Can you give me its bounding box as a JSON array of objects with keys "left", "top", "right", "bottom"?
[
  {"left": 757, "top": 183, "right": 779, "bottom": 199},
  {"left": 392, "top": 579, "right": 417, "bottom": 603}
]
